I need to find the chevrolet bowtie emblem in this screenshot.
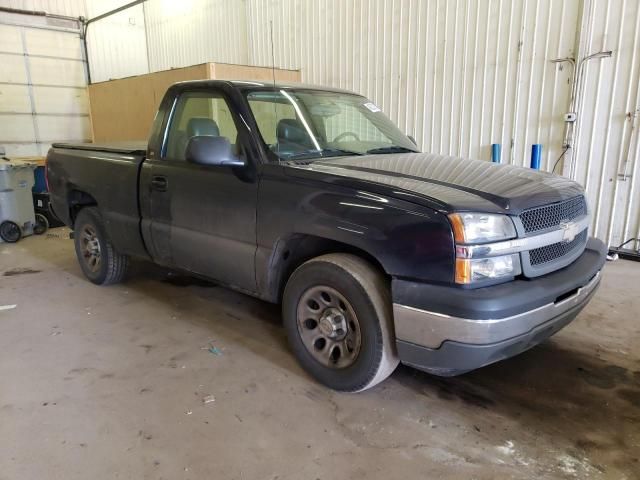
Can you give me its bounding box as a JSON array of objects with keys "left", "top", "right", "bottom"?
[{"left": 560, "top": 221, "right": 577, "bottom": 243}]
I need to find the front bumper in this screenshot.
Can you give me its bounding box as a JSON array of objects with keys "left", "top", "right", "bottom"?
[{"left": 392, "top": 237, "right": 607, "bottom": 376}]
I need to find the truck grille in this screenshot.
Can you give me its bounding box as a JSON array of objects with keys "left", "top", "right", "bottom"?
[
  {"left": 520, "top": 196, "right": 587, "bottom": 234},
  {"left": 529, "top": 230, "right": 588, "bottom": 266}
]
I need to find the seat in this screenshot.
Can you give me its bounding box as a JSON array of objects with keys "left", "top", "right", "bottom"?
[
  {"left": 172, "top": 118, "right": 220, "bottom": 159},
  {"left": 276, "top": 118, "right": 315, "bottom": 153},
  {"left": 187, "top": 117, "right": 220, "bottom": 138}
]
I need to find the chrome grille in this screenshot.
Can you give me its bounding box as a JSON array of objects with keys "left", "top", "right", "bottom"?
[
  {"left": 529, "top": 230, "right": 588, "bottom": 266},
  {"left": 520, "top": 196, "right": 587, "bottom": 234}
]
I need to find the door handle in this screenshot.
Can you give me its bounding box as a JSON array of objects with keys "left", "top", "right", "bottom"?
[{"left": 151, "top": 175, "right": 168, "bottom": 191}]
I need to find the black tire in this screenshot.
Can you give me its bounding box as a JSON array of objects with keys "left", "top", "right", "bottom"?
[
  {"left": 283, "top": 253, "right": 399, "bottom": 392},
  {"left": 73, "top": 207, "right": 128, "bottom": 285},
  {"left": 0, "top": 221, "right": 21, "bottom": 243},
  {"left": 33, "top": 213, "right": 49, "bottom": 235}
]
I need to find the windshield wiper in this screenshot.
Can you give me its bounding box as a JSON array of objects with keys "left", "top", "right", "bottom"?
[
  {"left": 282, "top": 148, "right": 363, "bottom": 161},
  {"left": 366, "top": 146, "right": 418, "bottom": 154}
]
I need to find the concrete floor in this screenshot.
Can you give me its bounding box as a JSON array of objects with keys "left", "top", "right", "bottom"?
[{"left": 0, "top": 229, "right": 638, "bottom": 480}]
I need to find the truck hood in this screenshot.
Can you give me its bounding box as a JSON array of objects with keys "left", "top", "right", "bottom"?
[{"left": 286, "top": 152, "right": 584, "bottom": 214}]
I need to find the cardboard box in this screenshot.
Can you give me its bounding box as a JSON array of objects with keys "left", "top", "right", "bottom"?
[{"left": 88, "top": 63, "right": 301, "bottom": 142}]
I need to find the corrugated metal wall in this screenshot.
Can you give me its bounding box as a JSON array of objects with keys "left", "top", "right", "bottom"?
[
  {"left": 85, "top": 0, "right": 149, "bottom": 83},
  {"left": 570, "top": 0, "right": 640, "bottom": 246},
  {"left": 144, "top": 0, "right": 248, "bottom": 73},
  {"left": 0, "top": 0, "right": 85, "bottom": 17}
]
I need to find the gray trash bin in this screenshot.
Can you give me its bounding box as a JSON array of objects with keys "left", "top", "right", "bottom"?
[{"left": 0, "top": 160, "right": 37, "bottom": 243}]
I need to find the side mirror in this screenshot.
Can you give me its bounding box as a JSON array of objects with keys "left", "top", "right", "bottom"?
[
  {"left": 185, "top": 136, "right": 245, "bottom": 167},
  {"left": 407, "top": 135, "right": 417, "bottom": 146}
]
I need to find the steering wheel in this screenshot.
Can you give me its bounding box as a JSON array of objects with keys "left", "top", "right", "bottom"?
[{"left": 333, "top": 131, "right": 361, "bottom": 142}]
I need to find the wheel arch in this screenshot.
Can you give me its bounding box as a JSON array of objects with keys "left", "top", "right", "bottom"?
[
  {"left": 68, "top": 189, "right": 98, "bottom": 226},
  {"left": 262, "top": 233, "right": 389, "bottom": 304}
]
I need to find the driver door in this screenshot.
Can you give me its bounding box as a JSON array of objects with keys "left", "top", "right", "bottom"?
[{"left": 145, "top": 89, "right": 259, "bottom": 292}]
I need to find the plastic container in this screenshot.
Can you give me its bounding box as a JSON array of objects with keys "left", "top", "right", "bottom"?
[{"left": 0, "top": 160, "right": 37, "bottom": 243}]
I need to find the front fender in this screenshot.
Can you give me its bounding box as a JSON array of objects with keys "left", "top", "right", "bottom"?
[{"left": 256, "top": 165, "right": 455, "bottom": 300}]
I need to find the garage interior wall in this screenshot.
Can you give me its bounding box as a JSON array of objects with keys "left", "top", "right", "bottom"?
[
  {"left": 0, "top": 0, "right": 638, "bottom": 249},
  {"left": 84, "top": 0, "right": 148, "bottom": 82},
  {"left": 0, "top": 4, "right": 89, "bottom": 157}
]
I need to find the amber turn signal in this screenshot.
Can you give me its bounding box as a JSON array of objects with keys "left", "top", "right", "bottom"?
[
  {"left": 455, "top": 258, "right": 471, "bottom": 284},
  {"left": 449, "top": 213, "right": 466, "bottom": 243}
]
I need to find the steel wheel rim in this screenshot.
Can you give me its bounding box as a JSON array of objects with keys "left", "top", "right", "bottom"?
[
  {"left": 296, "top": 285, "right": 362, "bottom": 369},
  {"left": 80, "top": 225, "right": 101, "bottom": 272}
]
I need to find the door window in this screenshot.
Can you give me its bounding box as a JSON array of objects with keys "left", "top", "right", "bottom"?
[{"left": 164, "top": 92, "right": 238, "bottom": 161}]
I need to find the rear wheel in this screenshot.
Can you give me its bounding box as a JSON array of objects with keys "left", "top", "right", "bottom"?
[
  {"left": 73, "top": 207, "right": 128, "bottom": 285},
  {"left": 283, "top": 253, "right": 399, "bottom": 392}
]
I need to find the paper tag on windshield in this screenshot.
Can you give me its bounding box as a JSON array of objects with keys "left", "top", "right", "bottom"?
[{"left": 363, "top": 102, "right": 381, "bottom": 113}]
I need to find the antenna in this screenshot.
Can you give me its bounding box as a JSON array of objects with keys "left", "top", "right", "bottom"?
[
  {"left": 269, "top": 20, "right": 280, "bottom": 160},
  {"left": 269, "top": 20, "right": 277, "bottom": 89}
]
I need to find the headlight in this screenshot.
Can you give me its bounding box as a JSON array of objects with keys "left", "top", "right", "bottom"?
[
  {"left": 455, "top": 254, "right": 519, "bottom": 284},
  {"left": 449, "top": 213, "right": 516, "bottom": 244}
]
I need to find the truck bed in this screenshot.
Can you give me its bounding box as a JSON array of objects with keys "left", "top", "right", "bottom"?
[{"left": 47, "top": 142, "right": 149, "bottom": 260}]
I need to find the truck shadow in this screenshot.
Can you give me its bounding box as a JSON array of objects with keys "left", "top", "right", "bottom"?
[
  {"left": 392, "top": 341, "right": 640, "bottom": 473},
  {"left": 124, "top": 260, "right": 295, "bottom": 372}
]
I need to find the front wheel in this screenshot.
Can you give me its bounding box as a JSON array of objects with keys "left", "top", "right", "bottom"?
[
  {"left": 283, "top": 254, "right": 399, "bottom": 392},
  {"left": 73, "top": 207, "right": 128, "bottom": 285}
]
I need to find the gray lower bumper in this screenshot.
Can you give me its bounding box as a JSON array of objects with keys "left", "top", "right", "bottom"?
[
  {"left": 393, "top": 270, "right": 601, "bottom": 349},
  {"left": 392, "top": 238, "right": 606, "bottom": 376},
  {"left": 395, "top": 278, "right": 599, "bottom": 376}
]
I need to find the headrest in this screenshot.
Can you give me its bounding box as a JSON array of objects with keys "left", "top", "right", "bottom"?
[
  {"left": 187, "top": 117, "right": 220, "bottom": 138},
  {"left": 276, "top": 118, "right": 312, "bottom": 145}
]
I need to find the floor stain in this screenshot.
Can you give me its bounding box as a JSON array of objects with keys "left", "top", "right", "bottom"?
[
  {"left": 3, "top": 268, "right": 41, "bottom": 277},
  {"left": 577, "top": 364, "right": 631, "bottom": 389}
]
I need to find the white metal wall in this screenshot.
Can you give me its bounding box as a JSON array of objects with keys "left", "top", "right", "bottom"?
[
  {"left": 0, "top": 10, "right": 90, "bottom": 156},
  {"left": 571, "top": 0, "right": 640, "bottom": 246},
  {"left": 143, "top": 0, "right": 248, "bottom": 73},
  {"left": 0, "top": 0, "right": 84, "bottom": 17},
  {"left": 85, "top": 0, "right": 149, "bottom": 83}
]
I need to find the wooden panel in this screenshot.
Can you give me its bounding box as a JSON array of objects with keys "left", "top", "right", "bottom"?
[
  {"left": 88, "top": 62, "right": 301, "bottom": 142},
  {"left": 88, "top": 63, "right": 210, "bottom": 142},
  {"left": 213, "top": 63, "right": 301, "bottom": 83},
  {"left": 10, "top": 156, "right": 46, "bottom": 167}
]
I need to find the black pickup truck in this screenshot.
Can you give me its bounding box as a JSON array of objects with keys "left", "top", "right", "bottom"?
[{"left": 47, "top": 80, "right": 606, "bottom": 392}]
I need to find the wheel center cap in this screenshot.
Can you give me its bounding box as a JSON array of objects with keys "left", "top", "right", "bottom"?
[{"left": 318, "top": 308, "right": 346, "bottom": 339}]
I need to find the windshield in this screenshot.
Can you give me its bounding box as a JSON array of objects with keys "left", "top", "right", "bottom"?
[{"left": 245, "top": 89, "right": 419, "bottom": 162}]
